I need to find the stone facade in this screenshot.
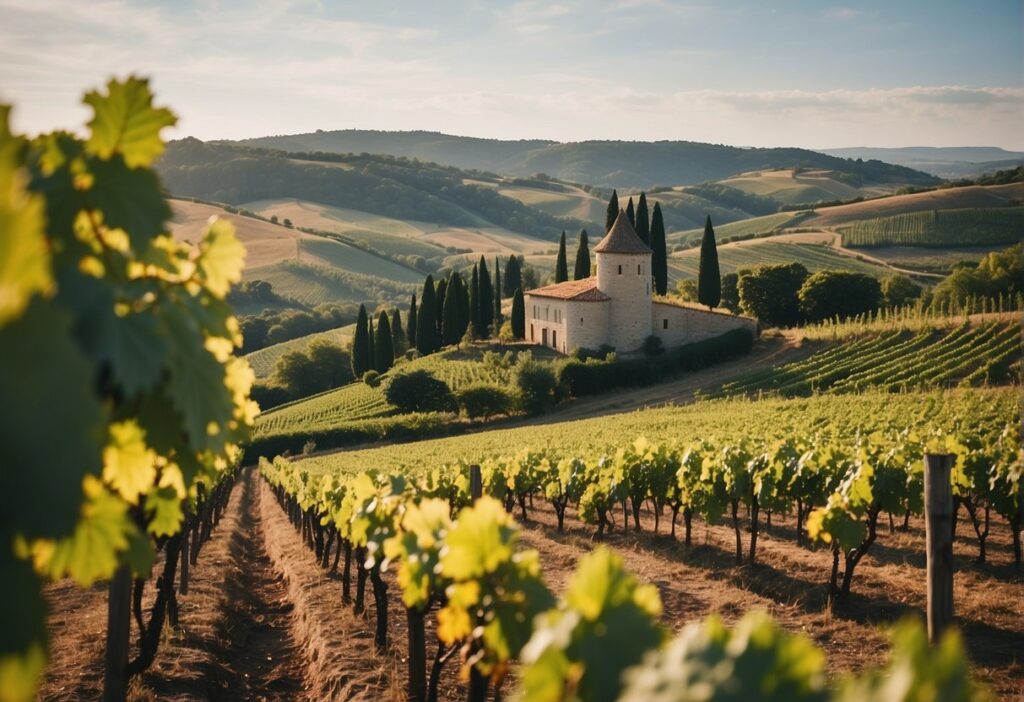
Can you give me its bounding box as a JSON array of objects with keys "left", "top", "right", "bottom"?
[{"left": 524, "top": 210, "right": 756, "bottom": 355}]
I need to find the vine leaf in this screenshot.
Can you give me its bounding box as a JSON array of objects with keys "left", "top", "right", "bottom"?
[{"left": 84, "top": 76, "right": 176, "bottom": 168}]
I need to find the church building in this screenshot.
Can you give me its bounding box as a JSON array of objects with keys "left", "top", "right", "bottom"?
[{"left": 524, "top": 210, "right": 756, "bottom": 354}]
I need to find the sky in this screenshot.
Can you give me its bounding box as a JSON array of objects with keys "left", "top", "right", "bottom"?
[{"left": 2, "top": 0, "right": 1022, "bottom": 149}]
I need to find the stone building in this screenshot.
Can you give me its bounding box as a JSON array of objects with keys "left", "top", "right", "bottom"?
[{"left": 524, "top": 210, "right": 756, "bottom": 354}]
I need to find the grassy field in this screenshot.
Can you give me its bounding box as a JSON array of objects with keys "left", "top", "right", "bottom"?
[
  {"left": 667, "top": 211, "right": 809, "bottom": 247},
  {"left": 247, "top": 260, "right": 418, "bottom": 308},
  {"left": 714, "top": 168, "right": 893, "bottom": 205},
  {"left": 668, "top": 240, "right": 890, "bottom": 279},
  {"left": 838, "top": 206, "right": 1023, "bottom": 247},
  {"left": 297, "top": 238, "right": 423, "bottom": 282},
  {"left": 245, "top": 324, "right": 357, "bottom": 378}
]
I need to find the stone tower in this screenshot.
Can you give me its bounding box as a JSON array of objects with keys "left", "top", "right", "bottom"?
[{"left": 594, "top": 210, "right": 653, "bottom": 351}]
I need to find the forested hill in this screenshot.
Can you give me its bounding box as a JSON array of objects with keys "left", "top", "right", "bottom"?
[
  {"left": 231, "top": 129, "right": 942, "bottom": 189},
  {"left": 157, "top": 138, "right": 591, "bottom": 241}
]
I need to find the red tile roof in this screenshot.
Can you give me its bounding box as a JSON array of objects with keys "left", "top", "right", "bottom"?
[
  {"left": 526, "top": 277, "right": 610, "bottom": 301},
  {"left": 594, "top": 210, "right": 652, "bottom": 254}
]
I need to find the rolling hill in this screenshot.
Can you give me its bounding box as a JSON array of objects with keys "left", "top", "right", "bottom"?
[
  {"left": 229, "top": 130, "right": 941, "bottom": 190},
  {"left": 822, "top": 146, "right": 1024, "bottom": 179}
]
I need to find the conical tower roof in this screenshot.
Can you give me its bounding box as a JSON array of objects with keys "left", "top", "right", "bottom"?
[{"left": 594, "top": 209, "right": 651, "bottom": 254}]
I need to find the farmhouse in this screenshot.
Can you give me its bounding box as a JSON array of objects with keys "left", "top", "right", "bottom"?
[{"left": 524, "top": 210, "right": 756, "bottom": 354}]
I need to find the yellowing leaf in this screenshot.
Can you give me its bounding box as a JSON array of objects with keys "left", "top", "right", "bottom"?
[
  {"left": 197, "top": 219, "right": 245, "bottom": 298},
  {"left": 102, "top": 421, "right": 156, "bottom": 504},
  {"left": 83, "top": 76, "right": 176, "bottom": 168}
]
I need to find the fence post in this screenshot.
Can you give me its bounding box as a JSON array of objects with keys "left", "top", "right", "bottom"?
[
  {"left": 924, "top": 453, "right": 954, "bottom": 645},
  {"left": 469, "top": 464, "right": 482, "bottom": 503}
]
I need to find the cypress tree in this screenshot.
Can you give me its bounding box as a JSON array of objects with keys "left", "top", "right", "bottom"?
[
  {"left": 554, "top": 230, "right": 569, "bottom": 283},
  {"left": 503, "top": 255, "right": 522, "bottom": 297},
  {"left": 390, "top": 308, "right": 405, "bottom": 354},
  {"left": 478, "top": 256, "right": 494, "bottom": 337},
  {"left": 625, "top": 197, "right": 635, "bottom": 228},
  {"left": 511, "top": 288, "right": 525, "bottom": 339},
  {"left": 415, "top": 275, "right": 437, "bottom": 355},
  {"left": 374, "top": 311, "right": 393, "bottom": 372},
  {"left": 435, "top": 276, "right": 448, "bottom": 339},
  {"left": 351, "top": 304, "right": 370, "bottom": 377},
  {"left": 366, "top": 316, "right": 375, "bottom": 371},
  {"left": 469, "top": 264, "right": 479, "bottom": 339},
  {"left": 635, "top": 192, "right": 650, "bottom": 245},
  {"left": 493, "top": 257, "right": 503, "bottom": 327},
  {"left": 605, "top": 189, "right": 619, "bottom": 233},
  {"left": 407, "top": 293, "right": 417, "bottom": 347},
  {"left": 698, "top": 215, "right": 722, "bottom": 310},
  {"left": 651, "top": 202, "right": 668, "bottom": 296},
  {"left": 455, "top": 271, "right": 469, "bottom": 337},
  {"left": 573, "top": 229, "right": 590, "bottom": 280},
  {"left": 441, "top": 272, "right": 462, "bottom": 346}
]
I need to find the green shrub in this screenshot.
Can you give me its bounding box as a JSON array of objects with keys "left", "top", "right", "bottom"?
[
  {"left": 362, "top": 370, "right": 381, "bottom": 387},
  {"left": 251, "top": 381, "right": 294, "bottom": 412},
  {"left": 642, "top": 335, "right": 664, "bottom": 356},
  {"left": 513, "top": 353, "right": 560, "bottom": 414},
  {"left": 455, "top": 383, "right": 515, "bottom": 419},
  {"left": 385, "top": 370, "right": 456, "bottom": 413}
]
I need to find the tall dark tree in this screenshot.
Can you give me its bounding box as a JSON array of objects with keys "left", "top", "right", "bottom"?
[
  {"left": 374, "top": 311, "right": 394, "bottom": 372},
  {"left": 493, "top": 257, "right": 503, "bottom": 327},
  {"left": 351, "top": 304, "right": 370, "bottom": 377},
  {"left": 511, "top": 288, "right": 526, "bottom": 339},
  {"left": 605, "top": 189, "right": 619, "bottom": 233},
  {"left": 554, "top": 230, "right": 569, "bottom": 283},
  {"left": 441, "top": 272, "right": 463, "bottom": 346},
  {"left": 469, "top": 264, "right": 480, "bottom": 339},
  {"left": 650, "top": 203, "right": 668, "bottom": 295},
  {"left": 503, "top": 255, "right": 522, "bottom": 297},
  {"left": 435, "top": 276, "right": 448, "bottom": 339},
  {"left": 456, "top": 272, "right": 470, "bottom": 337},
  {"left": 573, "top": 229, "right": 591, "bottom": 280},
  {"left": 390, "top": 308, "right": 405, "bottom": 354},
  {"left": 635, "top": 192, "right": 650, "bottom": 245},
  {"left": 415, "top": 275, "right": 438, "bottom": 355},
  {"left": 698, "top": 216, "right": 722, "bottom": 310},
  {"left": 366, "top": 316, "right": 375, "bottom": 370},
  {"left": 478, "top": 256, "right": 494, "bottom": 337},
  {"left": 625, "top": 197, "right": 635, "bottom": 228},
  {"left": 407, "top": 292, "right": 417, "bottom": 347}
]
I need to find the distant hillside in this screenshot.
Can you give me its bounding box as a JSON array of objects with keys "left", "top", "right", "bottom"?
[
  {"left": 229, "top": 130, "right": 940, "bottom": 190},
  {"left": 822, "top": 147, "right": 1024, "bottom": 179}
]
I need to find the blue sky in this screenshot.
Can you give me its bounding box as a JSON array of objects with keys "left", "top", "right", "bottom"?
[{"left": 2, "top": 0, "right": 1021, "bottom": 148}]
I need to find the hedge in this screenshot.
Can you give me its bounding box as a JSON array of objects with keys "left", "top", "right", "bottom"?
[{"left": 559, "top": 328, "right": 755, "bottom": 397}]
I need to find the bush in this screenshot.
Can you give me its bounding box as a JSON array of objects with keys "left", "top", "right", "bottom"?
[
  {"left": 642, "top": 335, "right": 664, "bottom": 356},
  {"left": 513, "top": 353, "right": 560, "bottom": 414},
  {"left": 455, "top": 383, "right": 515, "bottom": 419},
  {"left": 362, "top": 370, "right": 381, "bottom": 387},
  {"left": 385, "top": 370, "right": 456, "bottom": 413},
  {"left": 250, "top": 381, "right": 294, "bottom": 412}
]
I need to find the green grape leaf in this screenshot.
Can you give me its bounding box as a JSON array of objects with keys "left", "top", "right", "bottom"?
[
  {"left": 85, "top": 156, "right": 171, "bottom": 249},
  {"left": 144, "top": 484, "right": 184, "bottom": 536},
  {"left": 440, "top": 497, "right": 515, "bottom": 580},
  {"left": 102, "top": 420, "right": 157, "bottom": 505},
  {"left": 197, "top": 219, "right": 245, "bottom": 298},
  {"left": 31, "top": 477, "right": 136, "bottom": 586},
  {"left": 0, "top": 300, "right": 103, "bottom": 539},
  {"left": 0, "top": 114, "right": 52, "bottom": 327},
  {"left": 83, "top": 77, "right": 176, "bottom": 168}
]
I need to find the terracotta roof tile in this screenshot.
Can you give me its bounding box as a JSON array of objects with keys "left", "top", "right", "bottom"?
[
  {"left": 593, "top": 210, "right": 651, "bottom": 254},
  {"left": 526, "top": 277, "right": 610, "bottom": 301}
]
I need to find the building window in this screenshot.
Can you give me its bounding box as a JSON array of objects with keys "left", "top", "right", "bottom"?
[
  {"left": 580, "top": 317, "right": 584, "bottom": 325},
  {"left": 637, "top": 264, "right": 641, "bottom": 274},
  {"left": 618, "top": 265, "right": 622, "bottom": 275},
  {"left": 663, "top": 318, "right": 668, "bottom": 330},
  {"left": 552, "top": 330, "right": 557, "bottom": 349},
  {"left": 530, "top": 324, "right": 534, "bottom": 341}
]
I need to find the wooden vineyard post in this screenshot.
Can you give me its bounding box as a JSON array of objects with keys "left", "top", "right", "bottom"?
[
  {"left": 469, "top": 464, "right": 482, "bottom": 503},
  {"left": 103, "top": 565, "right": 132, "bottom": 702},
  {"left": 924, "top": 453, "right": 954, "bottom": 645}
]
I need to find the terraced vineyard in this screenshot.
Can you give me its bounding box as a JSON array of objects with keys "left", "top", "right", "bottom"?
[
  {"left": 718, "top": 320, "right": 1020, "bottom": 397},
  {"left": 838, "top": 206, "right": 1023, "bottom": 247},
  {"left": 669, "top": 241, "right": 888, "bottom": 279},
  {"left": 245, "top": 324, "right": 356, "bottom": 378}
]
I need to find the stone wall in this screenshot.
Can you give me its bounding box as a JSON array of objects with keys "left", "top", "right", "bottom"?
[
  {"left": 564, "top": 300, "right": 610, "bottom": 353},
  {"left": 651, "top": 301, "right": 758, "bottom": 347},
  {"left": 525, "top": 296, "right": 570, "bottom": 353}
]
